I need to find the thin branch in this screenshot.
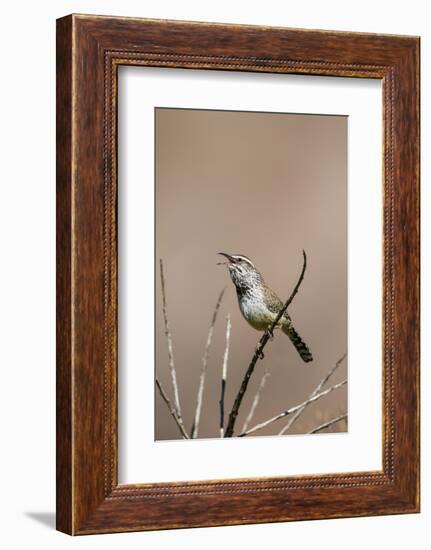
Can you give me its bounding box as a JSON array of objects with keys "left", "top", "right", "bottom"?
[
  {"left": 219, "top": 314, "right": 232, "bottom": 437},
  {"left": 278, "top": 353, "right": 347, "bottom": 435},
  {"left": 155, "top": 379, "right": 189, "bottom": 439},
  {"left": 159, "top": 259, "right": 184, "bottom": 430},
  {"left": 241, "top": 367, "right": 271, "bottom": 434},
  {"left": 239, "top": 378, "right": 347, "bottom": 437},
  {"left": 308, "top": 414, "right": 348, "bottom": 434},
  {"left": 224, "top": 251, "right": 307, "bottom": 437},
  {"left": 191, "top": 288, "right": 226, "bottom": 438}
]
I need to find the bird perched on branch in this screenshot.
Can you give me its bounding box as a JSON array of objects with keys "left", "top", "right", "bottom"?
[{"left": 218, "top": 253, "right": 313, "bottom": 363}]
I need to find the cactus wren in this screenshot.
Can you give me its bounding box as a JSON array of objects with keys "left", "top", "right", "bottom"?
[{"left": 218, "top": 253, "right": 313, "bottom": 363}]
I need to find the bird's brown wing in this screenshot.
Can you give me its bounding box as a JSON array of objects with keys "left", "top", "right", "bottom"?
[
  {"left": 265, "top": 286, "right": 312, "bottom": 362},
  {"left": 264, "top": 286, "right": 292, "bottom": 321},
  {"left": 264, "top": 285, "right": 295, "bottom": 327}
]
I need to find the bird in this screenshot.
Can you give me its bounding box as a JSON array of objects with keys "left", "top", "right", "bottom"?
[{"left": 218, "top": 253, "right": 313, "bottom": 363}]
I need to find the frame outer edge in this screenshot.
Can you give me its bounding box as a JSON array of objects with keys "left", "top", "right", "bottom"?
[
  {"left": 392, "top": 39, "right": 420, "bottom": 510},
  {"left": 56, "top": 14, "right": 74, "bottom": 535}
]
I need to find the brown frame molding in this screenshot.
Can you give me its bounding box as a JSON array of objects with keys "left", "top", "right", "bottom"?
[{"left": 56, "top": 14, "right": 420, "bottom": 534}]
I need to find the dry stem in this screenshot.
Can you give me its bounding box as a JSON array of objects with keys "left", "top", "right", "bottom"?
[
  {"left": 278, "top": 353, "right": 347, "bottom": 435},
  {"left": 219, "top": 314, "right": 232, "bottom": 437},
  {"left": 191, "top": 288, "right": 225, "bottom": 438},
  {"left": 239, "top": 378, "right": 347, "bottom": 437},
  {"left": 155, "top": 378, "right": 189, "bottom": 439},
  {"left": 241, "top": 367, "right": 270, "bottom": 434},
  {"left": 308, "top": 414, "right": 348, "bottom": 434},
  {"left": 159, "top": 259, "right": 184, "bottom": 431}
]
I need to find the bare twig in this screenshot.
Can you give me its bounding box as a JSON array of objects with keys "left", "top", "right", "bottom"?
[
  {"left": 308, "top": 414, "right": 348, "bottom": 434},
  {"left": 219, "top": 314, "right": 232, "bottom": 437},
  {"left": 191, "top": 288, "right": 226, "bottom": 438},
  {"left": 241, "top": 367, "right": 271, "bottom": 434},
  {"left": 155, "top": 379, "right": 189, "bottom": 439},
  {"left": 239, "top": 378, "right": 347, "bottom": 437},
  {"left": 278, "top": 353, "right": 347, "bottom": 435},
  {"left": 159, "top": 259, "right": 184, "bottom": 430},
  {"left": 224, "top": 251, "right": 307, "bottom": 437}
]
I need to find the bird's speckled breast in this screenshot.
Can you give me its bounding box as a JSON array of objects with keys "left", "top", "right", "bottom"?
[{"left": 238, "top": 289, "right": 275, "bottom": 331}]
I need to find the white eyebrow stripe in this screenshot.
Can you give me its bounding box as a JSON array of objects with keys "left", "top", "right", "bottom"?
[{"left": 232, "top": 255, "right": 255, "bottom": 268}]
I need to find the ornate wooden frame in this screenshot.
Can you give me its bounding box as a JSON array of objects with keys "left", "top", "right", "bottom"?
[{"left": 56, "top": 14, "right": 420, "bottom": 534}]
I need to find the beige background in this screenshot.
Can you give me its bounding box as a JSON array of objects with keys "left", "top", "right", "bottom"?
[{"left": 155, "top": 107, "right": 347, "bottom": 440}]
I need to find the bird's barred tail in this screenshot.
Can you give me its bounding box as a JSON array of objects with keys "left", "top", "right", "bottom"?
[{"left": 282, "top": 323, "right": 313, "bottom": 363}]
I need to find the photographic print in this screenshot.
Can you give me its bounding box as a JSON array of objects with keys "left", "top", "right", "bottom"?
[{"left": 155, "top": 107, "right": 347, "bottom": 440}]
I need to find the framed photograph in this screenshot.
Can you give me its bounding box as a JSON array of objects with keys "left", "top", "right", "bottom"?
[{"left": 56, "top": 14, "right": 420, "bottom": 534}]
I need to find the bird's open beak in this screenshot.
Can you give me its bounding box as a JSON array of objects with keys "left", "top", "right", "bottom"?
[{"left": 217, "top": 252, "right": 234, "bottom": 265}]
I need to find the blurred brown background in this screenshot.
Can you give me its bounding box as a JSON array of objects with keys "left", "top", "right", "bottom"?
[{"left": 155, "top": 108, "right": 347, "bottom": 440}]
